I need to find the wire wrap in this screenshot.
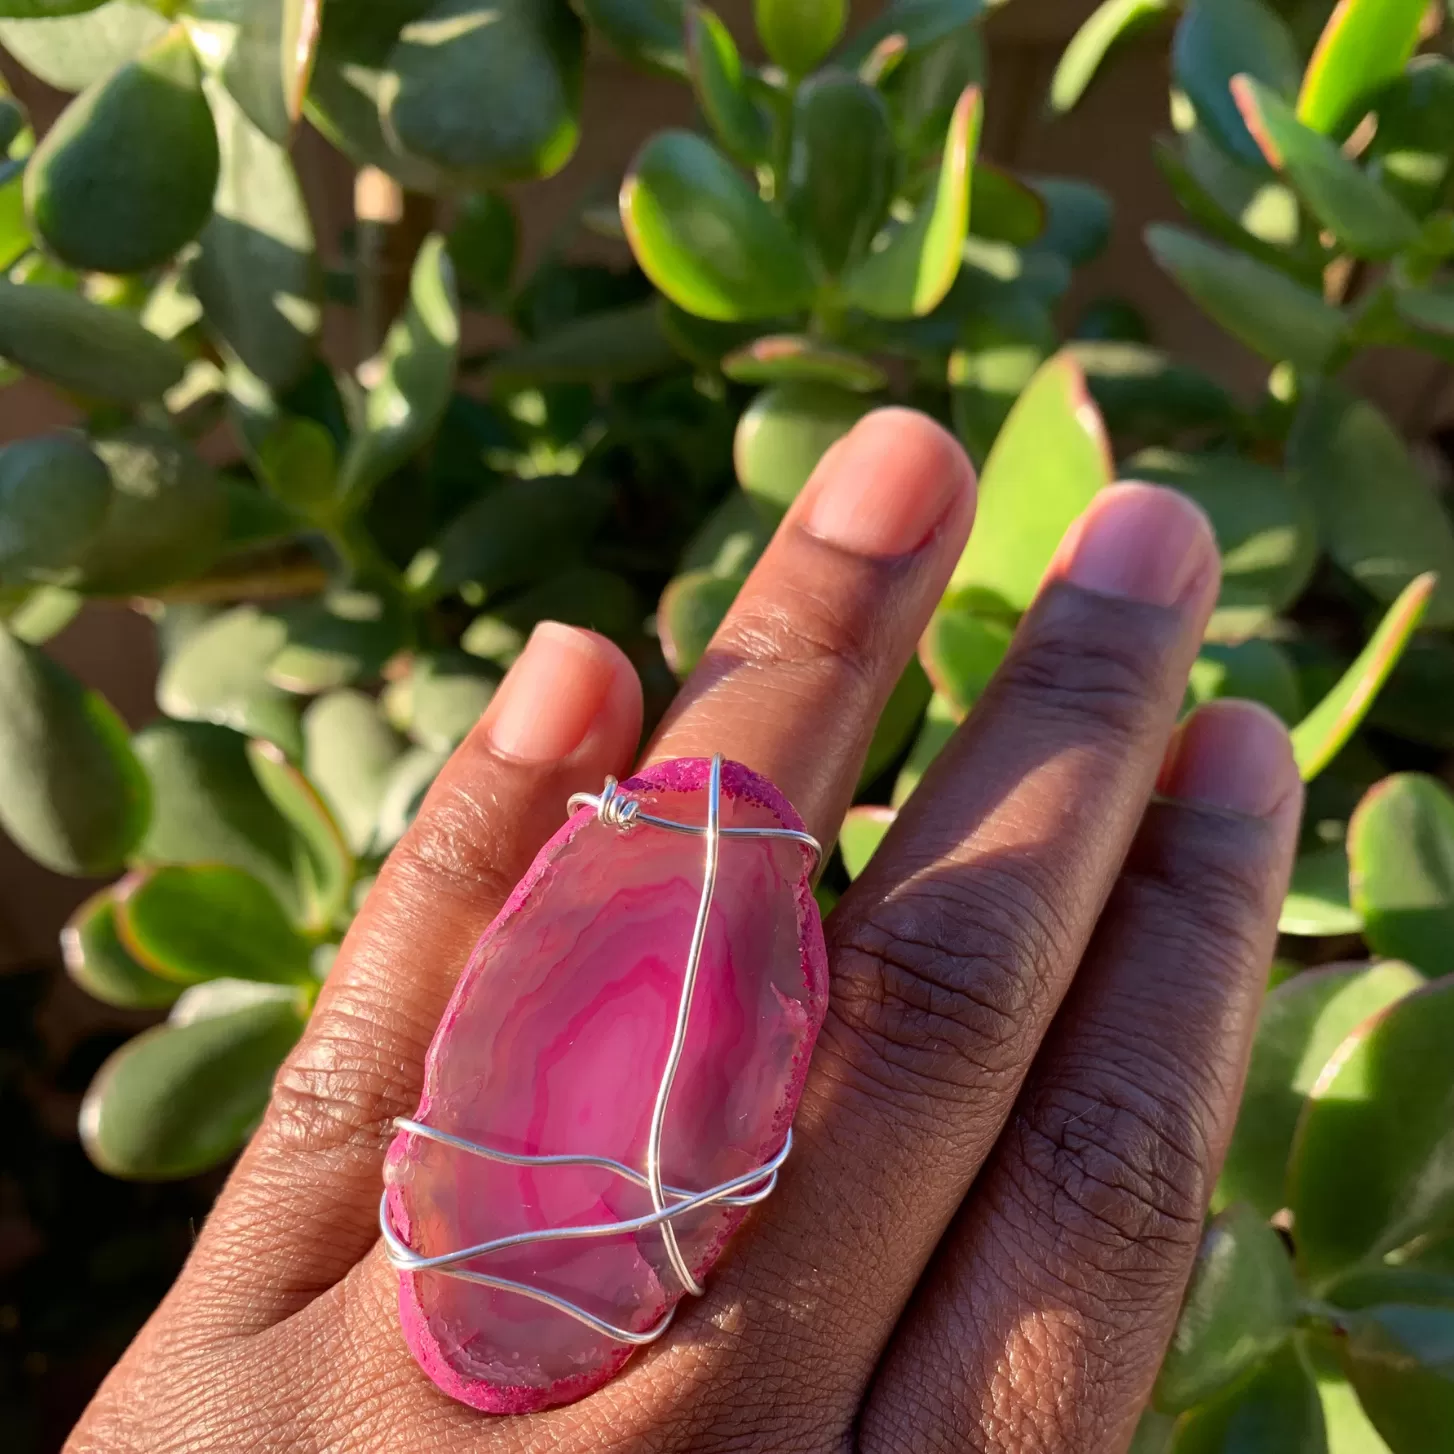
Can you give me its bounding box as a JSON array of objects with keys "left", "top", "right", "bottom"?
[{"left": 381, "top": 755, "right": 822, "bottom": 1347}]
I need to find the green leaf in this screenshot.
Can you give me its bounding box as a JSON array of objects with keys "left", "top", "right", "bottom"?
[
  {"left": 1146, "top": 225, "right": 1345, "bottom": 372},
  {"left": 786, "top": 73, "right": 894, "bottom": 280},
  {"left": 184, "top": 0, "right": 321, "bottom": 143},
  {"left": 837, "top": 0, "right": 982, "bottom": 69},
  {"left": 733, "top": 381, "right": 868, "bottom": 522},
  {"left": 304, "top": 0, "right": 447, "bottom": 191},
  {"left": 860, "top": 656, "right": 932, "bottom": 789},
  {"left": 0, "top": 625, "right": 148, "bottom": 874},
  {"left": 1218, "top": 961, "right": 1424, "bottom": 1218},
  {"left": 1156, "top": 1204, "right": 1300, "bottom": 1412},
  {"left": 1369, "top": 634, "right": 1454, "bottom": 749},
  {"left": 891, "top": 689, "right": 961, "bottom": 806},
  {"left": 1, "top": 583, "right": 81, "bottom": 643},
  {"left": 460, "top": 568, "right": 639, "bottom": 667},
  {"left": 0, "top": 433, "right": 111, "bottom": 585},
  {"left": 251, "top": 415, "right": 337, "bottom": 517},
  {"left": 1289, "top": 975, "right": 1454, "bottom": 1288},
  {"left": 970, "top": 164, "right": 1045, "bottom": 247},
  {"left": 1291, "top": 387, "right": 1454, "bottom": 625},
  {"left": 0, "top": 159, "right": 31, "bottom": 275},
  {"left": 155, "top": 605, "right": 303, "bottom": 760},
  {"left": 26, "top": 26, "right": 219, "bottom": 274},
  {"left": 1395, "top": 280, "right": 1454, "bottom": 337},
  {"left": 397, "top": 650, "right": 497, "bottom": 752},
  {"left": 62, "top": 885, "right": 181, "bottom": 1010},
  {"left": 1290, "top": 577, "right": 1434, "bottom": 781},
  {"left": 1298, "top": 0, "right": 1427, "bottom": 136},
  {"left": 337, "top": 234, "right": 459, "bottom": 507},
  {"left": 1048, "top": 0, "right": 1172, "bottom": 115},
  {"left": 71, "top": 428, "right": 228, "bottom": 595},
  {"left": 1366, "top": 56, "right": 1454, "bottom": 219},
  {"left": 1152, "top": 131, "right": 1312, "bottom": 273},
  {"left": 754, "top": 0, "right": 842, "bottom": 75},
  {"left": 839, "top": 85, "right": 981, "bottom": 319},
  {"left": 1305, "top": 1334, "right": 1397, "bottom": 1454},
  {"left": 1168, "top": 1344, "right": 1326, "bottom": 1454},
  {"left": 722, "top": 335, "right": 887, "bottom": 392},
  {"left": 117, "top": 863, "right": 312, "bottom": 985},
  {"left": 0, "top": 0, "right": 107, "bottom": 16},
  {"left": 687, "top": 5, "right": 768, "bottom": 166},
  {"left": 679, "top": 487, "right": 769, "bottom": 577},
  {"left": 882, "top": 13, "right": 982, "bottom": 161},
  {"left": 1349, "top": 774, "right": 1454, "bottom": 977},
  {"left": 839, "top": 803, "right": 894, "bottom": 880},
  {"left": 383, "top": 0, "right": 584, "bottom": 184},
  {"left": 1334, "top": 1304, "right": 1454, "bottom": 1453},
  {"left": 948, "top": 295, "right": 1056, "bottom": 464},
  {"left": 1171, "top": 0, "right": 1299, "bottom": 167},
  {"left": 1279, "top": 844, "right": 1363, "bottom": 937},
  {"left": 408, "top": 474, "right": 611, "bottom": 601},
  {"left": 1028, "top": 176, "right": 1114, "bottom": 267},
  {"left": 1070, "top": 341, "right": 1236, "bottom": 438},
  {"left": 919, "top": 602, "right": 1012, "bottom": 716},
  {"left": 131, "top": 718, "right": 302, "bottom": 917},
  {"left": 1126, "top": 449, "right": 1317, "bottom": 643},
  {"left": 576, "top": 0, "right": 685, "bottom": 74},
  {"left": 622, "top": 130, "right": 814, "bottom": 322},
  {"left": 657, "top": 567, "right": 741, "bottom": 678},
  {"left": 267, "top": 587, "right": 410, "bottom": 694},
  {"left": 79, "top": 990, "right": 304, "bottom": 1178},
  {"left": 302, "top": 689, "right": 405, "bottom": 855},
  {"left": 446, "top": 190, "right": 516, "bottom": 306},
  {"left": 0, "top": 2, "right": 167, "bottom": 92},
  {"left": 246, "top": 738, "right": 352, "bottom": 934},
  {"left": 192, "top": 81, "right": 321, "bottom": 393},
  {"left": 949, "top": 350, "right": 1112, "bottom": 613},
  {"left": 371, "top": 742, "right": 448, "bottom": 852},
  {"left": 0, "top": 278, "right": 186, "bottom": 401},
  {"left": 492, "top": 301, "right": 677, "bottom": 385},
  {"left": 1189, "top": 639, "right": 1302, "bottom": 722},
  {"left": 1232, "top": 76, "right": 1418, "bottom": 259}
]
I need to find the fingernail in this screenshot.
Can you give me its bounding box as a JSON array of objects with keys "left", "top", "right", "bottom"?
[
  {"left": 1058, "top": 482, "right": 1218, "bottom": 607},
  {"left": 485, "top": 623, "right": 618, "bottom": 762},
  {"left": 1160, "top": 699, "right": 1299, "bottom": 817},
  {"left": 804, "top": 407, "right": 974, "bottom": 557}
]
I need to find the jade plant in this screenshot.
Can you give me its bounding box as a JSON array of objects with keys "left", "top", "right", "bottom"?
[{"left": 0, "top": 0, "right": 1451, "bottom": 1447}]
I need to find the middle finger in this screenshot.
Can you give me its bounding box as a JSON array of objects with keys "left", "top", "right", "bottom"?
[{"left": 692, "top": 482, "right": 1222, "bottom": 1438}]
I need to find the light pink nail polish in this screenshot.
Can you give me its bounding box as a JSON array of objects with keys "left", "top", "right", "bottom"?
[
  {"left": 1059, "top": 482, "right": 1218, "bottom": 607},
  {"left": 804, "top": 408, "right": 974, "bottom": 557},
  {"left": 485, "top": 623, "right": 618, "bottom": 762}
]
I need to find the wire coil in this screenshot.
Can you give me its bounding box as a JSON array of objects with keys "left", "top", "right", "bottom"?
[{"left": 381, "top": 755, "right": 822, "bottom": 1347}]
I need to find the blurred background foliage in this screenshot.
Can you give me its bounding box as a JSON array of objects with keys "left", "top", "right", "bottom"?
[{"left": 0, "top": 0, "right": 1453, "bottom": 1448}]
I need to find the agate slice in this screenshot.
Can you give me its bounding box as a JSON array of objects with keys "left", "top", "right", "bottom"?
[{"left": 383, "top": 757, "right": 828, "bottom": 1413}]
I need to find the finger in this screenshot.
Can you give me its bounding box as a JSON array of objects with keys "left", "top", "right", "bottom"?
[
  {"left": 329, "top": 407, "right": 978, "bottom": 1412},
  {"left": 184, "top": 625, "right": 642, "bottom": 1325},
  {"left": 694, "top": 483, "right": 1223, "bottom": 1433},
  {"left": 861, "top": 701, "right": 1302, "bottom": 1454},
  {"left": 647, "top": 406, "right": 977, "bottom": 846}
]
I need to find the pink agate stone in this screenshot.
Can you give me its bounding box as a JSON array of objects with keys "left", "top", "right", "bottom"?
[{"left": 384, "top": 758, "right": 828, "bottom": 1413}]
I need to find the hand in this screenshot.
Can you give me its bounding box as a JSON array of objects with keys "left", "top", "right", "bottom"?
[{"left": 66, "top": 410, "right": 1302, "bottom": 1454}]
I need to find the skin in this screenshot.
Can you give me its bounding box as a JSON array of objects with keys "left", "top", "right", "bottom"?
[{"left": 67, "top": 411, "right": 1302, "bottom": 1454}]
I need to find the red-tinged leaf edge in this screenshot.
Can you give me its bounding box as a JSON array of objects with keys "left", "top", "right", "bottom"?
[
  {"left": 1230, "top": 74, "right": 1285, "bottom": 168},
  {"left": 1290, "top": 573, "right": 1436, "bottom": 781}
]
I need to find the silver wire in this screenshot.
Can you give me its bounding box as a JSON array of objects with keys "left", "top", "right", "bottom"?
[{"left": 382, "top": 756, "right": 822, "bottom": 1348}]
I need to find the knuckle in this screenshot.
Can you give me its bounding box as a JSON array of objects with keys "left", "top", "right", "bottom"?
[
  {"left": 712, "top": 584, "right": 880, "bottom": 701},
  {"left": 1127, "top": 806, "right": 1281, "bottom": 943},
  {"left": 1007, "top": 1073, "right": 1209, "bottom": 1274},
  {"left": 994, "top": 605, "right": 1177, "bottom": 743},
  {"left": 266, "top": 990, "right": 428, "bottom": 1156},
  {"left": 825, "top": 865, "right": 1073, "bottom": 1110}
]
